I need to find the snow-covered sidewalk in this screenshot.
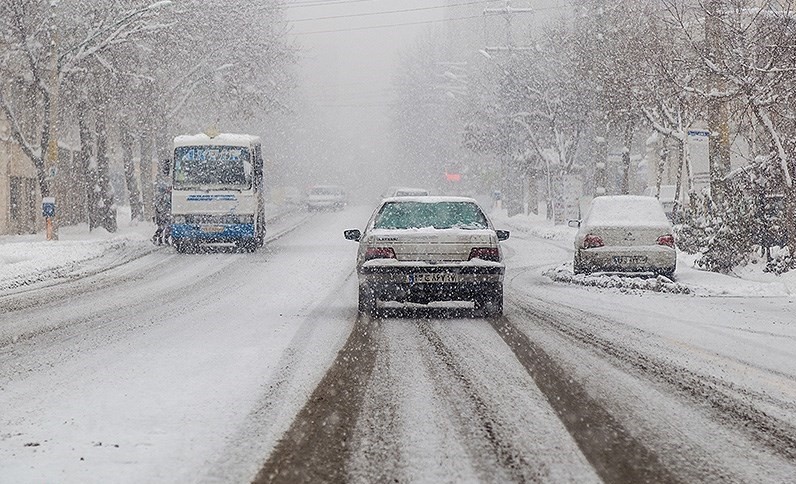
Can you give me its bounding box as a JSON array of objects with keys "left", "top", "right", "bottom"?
[
  {"left": 491, "top": 209, "right": 796, "bottom": 298},
  {"left": 0, "top": 203, "right": 302, "bottom": 295}
]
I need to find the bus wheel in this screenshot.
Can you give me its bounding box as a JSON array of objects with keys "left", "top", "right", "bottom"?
[{"left": 238, "top": 240, "right": 257, "bottom": 253}]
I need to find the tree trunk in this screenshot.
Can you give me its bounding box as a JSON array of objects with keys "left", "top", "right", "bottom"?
[
  {"left": 657, "top": 137, "right": 670, "bottom": 198},
  {"left": 140, "top": 133, "right": 155, "bottom": 220},
  {"left": 95, "top": 107, "right": 117, "bottom": 233},
  {"left": 120, "top": 121, "right": 143, "bottom": 222},
  {"left": 77, "top": 101, "right": 99, "bottom": 230},
  {"left": 787, "top": 184, "right": 796, "bottom": 258},
  {"left": 620, "top": 121, "right": 635, "bottom": 194},
  {"left": 672, "top": 138, "right": 685, "bottom": 219},
  {"left": 594, "top": 124, "right": 608, "bottom": 196}
]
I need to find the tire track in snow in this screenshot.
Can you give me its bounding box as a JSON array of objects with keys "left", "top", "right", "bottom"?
[
  {"left": 414, "top": 321, "right": 539, "bottom": 483},
  {"left": 252, "top": 312, "right": 380, "bottom": 484},
  {"left": 490, "top": 314, "right": 683, "bottom": 484},
  {"left": 202, "top": 270, "right": 359, "bottom": 484},
  {"left": 512, "top": 299, "right": 796, "bottom": 462}
]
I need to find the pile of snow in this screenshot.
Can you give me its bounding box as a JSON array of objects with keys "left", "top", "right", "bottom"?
[
  {"left": 544, "top": 263, "right": 690, "bottom": 294},
  {"left": 676, "top": 252, "right": 794, "bottom": 298},
  {"left": 543, "top": 253, "right": 794, "bottom": 298}
]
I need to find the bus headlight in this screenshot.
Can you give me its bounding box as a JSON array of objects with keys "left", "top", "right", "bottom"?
[
  {"left": 238, "top": 214, "right": 254, "bottom": 224},
  {"left": 172, "top": 215, "right": 187, "bottom": 224}
]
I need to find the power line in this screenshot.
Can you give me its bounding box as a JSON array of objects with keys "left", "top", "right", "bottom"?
[
  {"left": 289, "top": 1, "right": 493, "bottom": 22},
  {"left": 289, "top": 13, "right": 498, "bottom": 36},
  {"left": 285, "top": 0, "right": 381, "bottom": 8}
]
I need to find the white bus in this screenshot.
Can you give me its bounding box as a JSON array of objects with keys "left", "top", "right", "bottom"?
[{"left": 168, "top": 132, "right": 265, "bottom": 252}]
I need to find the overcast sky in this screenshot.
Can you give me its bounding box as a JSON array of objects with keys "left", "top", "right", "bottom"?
[{"left": 280, "top": 0, "right": 568, "bottom": 193}]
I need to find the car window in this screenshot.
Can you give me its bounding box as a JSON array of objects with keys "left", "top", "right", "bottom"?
[{"left": 373, "top": 201, "right": 488, "bottom": 230}]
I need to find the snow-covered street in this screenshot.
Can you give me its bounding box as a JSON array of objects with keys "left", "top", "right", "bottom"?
[
  {"left": 4, "top": 1, "right": 796, "bottom": 482},
  {"left": 3, "top": 207, "right": 794, "bottom": 483}
]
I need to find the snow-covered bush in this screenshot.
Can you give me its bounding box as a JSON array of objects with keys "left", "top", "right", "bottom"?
[
  {"left": 676, "top": 192, "right": 758, "bottom": 274},
  {"left": 764, "top": 247, "right": 795, "bottom": 275}
]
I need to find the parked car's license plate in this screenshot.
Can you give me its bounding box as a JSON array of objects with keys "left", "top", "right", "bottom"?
[
  {"left": 201, "top": 225, "right": 225, "bottom": 233},
  {"left": 613, "top": 255, "right": 647, "bottom": 266},
  {"left": 409, "top": 273, "right": 458, "bottom": 284}
]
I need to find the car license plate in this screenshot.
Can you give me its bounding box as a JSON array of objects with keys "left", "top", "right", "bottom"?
[
  {"left": 409, "top": 273, "right": 458, "bottom": 284},
  {"left": 201, "top": 225, "right": 225, "bottom": 233},
  {"left": 613, "top": 255, "right": 647, "bottom": 266}
]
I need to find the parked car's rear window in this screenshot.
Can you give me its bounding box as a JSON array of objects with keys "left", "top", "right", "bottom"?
[{"left": 374, "top": 201, "right": 488, "bottom": 230}]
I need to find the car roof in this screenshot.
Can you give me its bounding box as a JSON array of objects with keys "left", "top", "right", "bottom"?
[{"left": 586, "top": 195, "right": 670, "bottom": 226}]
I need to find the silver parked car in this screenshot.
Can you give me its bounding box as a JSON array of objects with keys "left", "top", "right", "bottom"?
[
  {"left": 570, "top": 195, "right": 676, "bottom": 278},
  {"left": 344, "top": 196, "right": 509, "bottom": 315}
]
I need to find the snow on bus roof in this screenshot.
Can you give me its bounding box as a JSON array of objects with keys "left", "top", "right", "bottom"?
[{"left": 173, "top": 133, "right": 261, "bottom": 148}]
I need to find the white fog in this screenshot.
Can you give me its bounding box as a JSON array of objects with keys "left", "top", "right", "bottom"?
[{"left": 1, "top": 1, "right": 795, "bottom": 483}]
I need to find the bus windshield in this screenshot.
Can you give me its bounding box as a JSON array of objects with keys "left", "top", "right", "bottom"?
[{"left": 173, "top": 145, "right": 252, "bottom": 189}]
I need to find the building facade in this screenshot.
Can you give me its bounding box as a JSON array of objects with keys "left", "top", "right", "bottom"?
[{"left": 0, "top": 115, "right": 41, "bottom": 235}]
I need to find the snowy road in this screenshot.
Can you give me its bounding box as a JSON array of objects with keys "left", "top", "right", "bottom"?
[
  {"left": 0, "top": 209, "right": 360, "bottom": 483},
  {"left": 2, "top": 207, "right": 795, "bottom": 483}
]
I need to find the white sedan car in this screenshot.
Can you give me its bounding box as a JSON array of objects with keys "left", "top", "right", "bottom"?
[
  {"left": 570, "top": 195, "right": 677, "bottom": 278},
  {"left": 306, "top": 185, "right": 347, "bottom": 211},
  {"left": 344, "top": 196, "right": 509, "bottom": 315}
]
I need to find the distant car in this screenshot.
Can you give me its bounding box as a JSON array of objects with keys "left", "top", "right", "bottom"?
[
  {"left": 306, "top": 185, "right": 346, "bottom": 211},
  {"left": 344, "top": 196, "right": 509, "bottom": 315},
  {"left": 570, "top": 195, "right": 676, "bottom": 279}
]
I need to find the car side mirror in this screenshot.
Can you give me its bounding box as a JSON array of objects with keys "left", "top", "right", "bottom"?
[
  {"left": 344, "top": 229, "right": 361, "bottom": 242},
  {"left": 161, "top": 159, "right": 171, "bottom": 176},
  {"left": 496, "top": 230, "right": 510, "bottom": 241},
  {"left": 568, "top": 219, "right": 581, "bottom": 228}
]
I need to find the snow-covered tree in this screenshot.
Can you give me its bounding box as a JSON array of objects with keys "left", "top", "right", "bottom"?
[{"left": 664, "top": 0, "right": 796, "bottom": 256}]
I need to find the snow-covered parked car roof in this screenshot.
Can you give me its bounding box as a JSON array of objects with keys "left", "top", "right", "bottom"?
[{"left": 585, "top": 195, "right": 671, "bottom": 228}]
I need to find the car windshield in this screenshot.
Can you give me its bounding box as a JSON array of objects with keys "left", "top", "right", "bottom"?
[
  {"left": 173, "top": 145, "right": 251, "bottom": 189},
  {"left": 373, "top": 201, "right": 488, "bottom": 230}
]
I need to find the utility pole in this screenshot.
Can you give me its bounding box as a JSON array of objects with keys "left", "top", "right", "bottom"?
[
  {"left": 482, "top": 1, "right": 534, "bottom": 217},
  {"left": 44, "top": 25, "right": 59, "bottom": 240}
]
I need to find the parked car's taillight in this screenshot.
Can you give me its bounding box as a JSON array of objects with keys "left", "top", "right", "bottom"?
[
  {"left": 657, "top": 234, "right": 675, "bottom": 248},
  {"left": 469, "top": 247, "right": 500, "bottom": 262},
  {"left": 583, "top": 234, "right": 604, "bottom": 249},
  {"left": 364, "top": 247, "right": 396, "bottom": 261}
]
